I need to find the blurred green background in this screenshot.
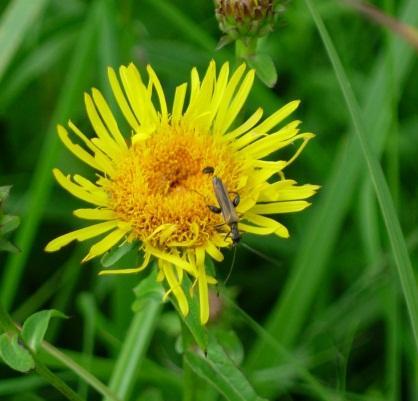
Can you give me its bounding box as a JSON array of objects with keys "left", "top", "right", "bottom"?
[{"left": 0, "top": 0, "right": 417, "bottom": 400}]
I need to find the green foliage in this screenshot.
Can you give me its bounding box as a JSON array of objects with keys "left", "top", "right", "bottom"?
[
  {"left": 0, "top": 186, "right": 20, "bottom": 253},
  {"left": 0, "top": 333, "right": 35, "bottom": 373},
  {"left": 185, "top": 333, "right": 267, "bottom": 401},
  {"left": 21, "top": 309, "right": 67, "bottom": 352}
]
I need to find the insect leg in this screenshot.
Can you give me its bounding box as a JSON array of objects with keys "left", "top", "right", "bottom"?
[{"left": 207, "top": 204, "right": 222, "bottom": 214}]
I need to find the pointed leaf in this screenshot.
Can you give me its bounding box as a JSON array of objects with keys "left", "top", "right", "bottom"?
[
  {"left": 0, "top": 215, "right": 20, "bottom": 235},
  {"left": 0, "top": 238, "right": 20, "bottom": 253},
  {"left": 21, "top": 309, "right": 67, "bottom": 352},
  {"left": 101, "top": 241, "right": 136, "bottom": 267},
  {"left": 185, "top": 333, "right": 266, "bottom": 401},
  {"left": 216, "top": 35, "right": 233, "bottom": 50},
  {"left": 0, "top": 333, "right": 34, "bottom": 372},
  {"left": 0, "top": 186, "right": 12, "bottom": 203},
  {"left": 248, "top": 53, "right": 277, "bottom": 88},
  {"left": 175, "top": 275, "right": 208, "bottom": 350},
  {"left": 215, "top": 329, "right": 244, "bottom": 366}
]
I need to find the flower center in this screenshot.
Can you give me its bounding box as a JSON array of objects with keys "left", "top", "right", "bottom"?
[{"left": 108, "top": 125, "right": 241, "bottom": 248}]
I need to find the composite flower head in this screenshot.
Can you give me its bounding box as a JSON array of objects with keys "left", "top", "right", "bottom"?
[{"left": 45, "top": 61, "right": 318, "bottom": 324}]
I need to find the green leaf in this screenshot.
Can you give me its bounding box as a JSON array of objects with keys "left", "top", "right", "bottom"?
[
  {"left": 185, "top": 333, "right": 266, "bottom": 401},
  {"left": 216, "top": 35, "right": 233, "bottom": 50},
  {"left": 0, "top": 215, "right": 20, "bottom": 235},
  {"left": 0, "top": 186, "right": 12, "bottom": 203},
  {"left": 0, "top": 238, "right": 20, "bottom": 253},
  {"left": 21, "top": 309, "right": 67, "bottom": 352},
  {"left": 215, "top": 329, "right": 244, "bottom": 366},
  {"left": 248, "top": 53, "right": 277, "bottom": 88},
  {"left": 101, "top": 242, "right": 136, "bottom": 268},
  {"left": 0, "top": 0, "right": 49, "bottom": 82},
  {"left": 0, "top": 333, "right": 34, "bottom": 372},
  {"left": 175, "top": 276, "right": 208, "bottom": 350},
  {"left": 132, "top": 272, "right": 164, "bottom": 313}
]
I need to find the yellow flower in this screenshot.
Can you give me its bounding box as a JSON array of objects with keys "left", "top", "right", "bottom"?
[{"left": 45, "top": 61, "right": 318, "bottom": 324}]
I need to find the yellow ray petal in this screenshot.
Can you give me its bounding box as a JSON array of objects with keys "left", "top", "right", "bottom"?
[
  {"left": 73, "top": 208, "right": 116, "bottom": 220},
  {"left": 185, "top": 60, "right": 216, "bottom": 121},
  {"left": 207, "top": 62, "right": 229, "bottom": 123},
  {"left": 67, "top": 121, "right": 114, "bottom": 172},
  {"left": 205, "top": 241, "right": 224, "bottom": 262},
  {"left": 91, "top": 88, "right": 127, "bottom": 149},
  {"left": 57, "top": 125, "right": 100, "bottom": 171},
  {"left": 172, "top": 83, "right": 188, "bottom": 124},
  {"left": 244, "top": 212, "right": 289, "bottom": 238},
  {"left": 161, "top": 261, "right": 189, "bottom": 316},
  {"left": 219, "top": 69, "right": 255, "bottom": 134},
  {"left": 122, "top": 64, "right": 157, "bottom": 129},
  {"left": 189, "top": 67, "right": 201, "bottom": 104},
  {"left": 84, "top": 93, "right": 121, "bottom": 158},
  {"left": 45, "top": 221, "right": 118, "bottom": 252},
  {"left": 196, "top": 248, "right": 209, "bottom": 324},
  {"left": 250, "top": 100, "right": 300, "bottom": 135},
  {"left": 82, "top": 224, "right": 131, "bottom": 262},
  {"left": 245, "top": 132, "right": 315, "bottom": 160},
  {"left": 53, "top": 169, "right": 108, "bottom": 207},
  {"left": 145, "top": 244, "right": 197, "bottom": 276},
  {"left": 147, "top": 65, "right": 168, "bottom": 123},
  {"left": 99, "top": 252, "right": 152, "bottom": 275},
  {"left": 260, "top": 182, "right": 320, "bottom": 202},
  {"left": 213, "top": 63, "right": 247, "bottom": 134},
  {"left": 251, "top": 200, "right": 311, "bottom": 214},
  {"left": 224, "top": 107, "right": 263, "bottom": 142},
  {"left": 238, "top": 223, "right": 277, "bottom": 235},
  {"left": 107, "top": 67, "right": 141, "bottom": 132}
]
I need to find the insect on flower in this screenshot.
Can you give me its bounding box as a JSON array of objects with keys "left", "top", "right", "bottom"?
[{"left": 202, "top": 166, "right": 241, "bottom": 246}]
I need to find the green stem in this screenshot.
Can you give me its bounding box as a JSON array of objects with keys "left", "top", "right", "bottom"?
[
  {"left": 41, "top": 341, "right": 121, "bottom": 401},
  {"left": 103, "top": 298, "right": 162, "bottom": 401}
]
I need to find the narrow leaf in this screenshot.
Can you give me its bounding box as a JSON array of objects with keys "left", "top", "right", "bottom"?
[
  {"left": 101, "top": 242, "right": 136, "bottom": 268},
  {"left": 304, "top": 0, "right": 418, "bottom": 350},
  {"left": 248, "top": 53, "right": 278, "bottom": 88},
  {"left": 0, "top": 0, "right": 49, "bottom": 82},
  {"left": 175, "top": 276, "right": 208, "bottom": 350}
]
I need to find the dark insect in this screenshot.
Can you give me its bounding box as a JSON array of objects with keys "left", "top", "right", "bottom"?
[{"left": 202, "top": 166, "right": 241, "bottom": 246}]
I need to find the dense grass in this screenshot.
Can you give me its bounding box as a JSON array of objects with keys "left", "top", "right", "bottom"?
[{"left": 0, "top": 0, "right": 417, "bottom": 400}]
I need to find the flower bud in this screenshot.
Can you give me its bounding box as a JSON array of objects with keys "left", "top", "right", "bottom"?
[{"left": 215, "top": 0, "right": 276, "bottom": 44}]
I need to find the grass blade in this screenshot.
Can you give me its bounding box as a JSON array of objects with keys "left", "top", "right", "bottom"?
[
  {"left": 0, "top": 0, "right": 49, "bottom": 82},
  {"left": 0, "top": 1, "right": 100, "bottom": 309},
  {"left": 304, "top": 0, "right": 418, "bottom": 350},
  {"left": 247, "top": 0, "right": 418, "bottom": 370}
]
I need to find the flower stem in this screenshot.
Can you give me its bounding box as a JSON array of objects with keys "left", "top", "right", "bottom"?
[{"left": 103, "top": 298, "right": 162, "bottom": 401}]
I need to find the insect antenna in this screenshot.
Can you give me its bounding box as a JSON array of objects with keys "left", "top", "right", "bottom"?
[
  {"left": 223, "top": 245, "right": 238, "bottom": 287},
  {"left": 240, "top": 241, "right": 282, "bottom": 268}
]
